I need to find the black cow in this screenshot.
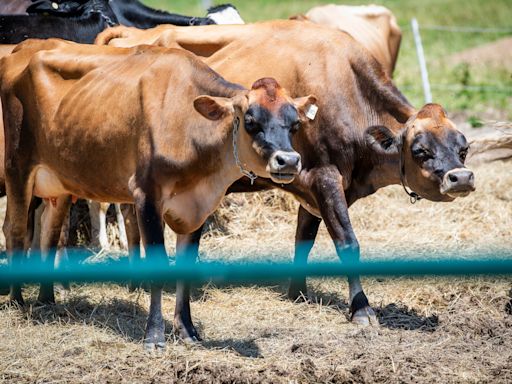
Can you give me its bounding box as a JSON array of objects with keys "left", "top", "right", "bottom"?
[
  {"left": 0, "top": 1, "right": 243, "bottom": 44},
  {"left": 0, "top": 0, "right": 118, "bottom": 43}
]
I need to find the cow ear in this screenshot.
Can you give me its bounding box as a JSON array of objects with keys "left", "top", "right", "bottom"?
[
  {"left": 194, "top": 96, "right": 233, "bottom": 121},
  {"left": 294, "top": 95, "right": 318, "bottom": 122},
  {"left": 365, "top": 125, "right": 400, "bottom": 154}
]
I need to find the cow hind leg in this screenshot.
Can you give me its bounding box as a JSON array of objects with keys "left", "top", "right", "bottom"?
[
  {"left": 115, "top": 203, "right": 129, "bottom": 250},
  {"left": 88, "top": 201, "right": 110, "bottom": 250},
  {"left": 288, "top": 206, "right": 321, "bottom": 301},
  {"left": 37, "top": 195, "right": 72, "bottom": 304},
  {"left": 174, "top": 228, "right": 203, "bottom": 343}
]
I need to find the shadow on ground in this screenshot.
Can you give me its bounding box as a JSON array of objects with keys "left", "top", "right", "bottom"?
[{"left": 377, "top": 303, "right": 439, "bottom": 331}]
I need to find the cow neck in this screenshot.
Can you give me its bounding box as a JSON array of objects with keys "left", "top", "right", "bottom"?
[{"left": 231, "top": 116, "right": 257, "bottom": 185}]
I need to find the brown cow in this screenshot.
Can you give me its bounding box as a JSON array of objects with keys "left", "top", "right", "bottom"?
[
  {"left": 0, "top": 38, "right": 316, "bottom": 350},
  {"left": 96, "top": 21, "right": 475, "bottom": 342},
  {"left": 293, "top": 4, "right": 402, "bottom": 75}
]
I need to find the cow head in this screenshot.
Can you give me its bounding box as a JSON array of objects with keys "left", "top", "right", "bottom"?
[
  {"left": 194, "top": 78, "right": 317, "bottom": 184},
  {"left": 366, "top": 103, "right": 475, "bottom": 201}
]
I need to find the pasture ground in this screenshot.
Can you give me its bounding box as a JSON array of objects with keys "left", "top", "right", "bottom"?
[{"left": 1, "top": 159, "right": 511, "bottom": 383}]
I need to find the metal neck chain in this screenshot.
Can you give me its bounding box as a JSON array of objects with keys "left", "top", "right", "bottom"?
[
  {"left": 232, "top": 117, "right": 257, "bottom": 185},
  {"left": 398, "top": 130, "right": 422, "bottom": 204}
]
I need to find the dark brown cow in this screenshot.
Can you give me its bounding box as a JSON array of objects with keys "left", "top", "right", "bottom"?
[
  {"left": 0, "top": 38, "right": 316, "bottom": 350},
  {"left": 97, "top": 21, "right": 475, "bottom": 342}
]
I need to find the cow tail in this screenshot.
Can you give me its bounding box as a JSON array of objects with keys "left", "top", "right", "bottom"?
[{"left": 94, "top": 26, "right": 129, "bottom": 46}]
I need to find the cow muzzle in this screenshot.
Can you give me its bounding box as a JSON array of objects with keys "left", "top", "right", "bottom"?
[
  {"left": 267, "top": 150, "right": 302, "bottom": 183},
  {"left": 440, "top": 168, "right": 475, "bottom": 198}
]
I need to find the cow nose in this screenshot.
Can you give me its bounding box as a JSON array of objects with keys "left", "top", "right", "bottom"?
[
  {"left": 267, "top": 151, "right": 302, "bottom": 184},
  {"left": 440, "top": 168, "right": 475, "bottom": 197},
  {"left": 269, "top": 151, "right": 301, "bottom": 172}
]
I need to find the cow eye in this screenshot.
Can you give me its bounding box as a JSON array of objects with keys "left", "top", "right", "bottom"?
[
  {"left": 412, "top": 147, "right": 433, "bottom": 160},
  {"left": 290, "top": 121, "right": 300, "bottom": 133},
  {"left": 459, "top": 147, "right": 469, "bottom": 162}
]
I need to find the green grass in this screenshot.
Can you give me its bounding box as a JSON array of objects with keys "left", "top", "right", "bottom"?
[{"left": 144, "top": 0, "right": 512, "bottom": 118}]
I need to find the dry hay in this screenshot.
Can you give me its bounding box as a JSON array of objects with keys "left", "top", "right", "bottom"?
[{"left": 1, "top": 160, "right": 511, "bottom": 383}]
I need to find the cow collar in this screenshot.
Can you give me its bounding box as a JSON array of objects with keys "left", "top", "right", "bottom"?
[
  {"left": 232, "top": 116, "right": 258, "bottom": 185},
  {"left": 398, "top": 130, "right": 423, "bottom": 204}
]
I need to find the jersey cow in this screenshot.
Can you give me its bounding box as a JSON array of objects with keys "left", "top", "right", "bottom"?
[
  {"left": 0, "top": 38, "right": 315, "bottom": 350},
  {"left": 293, "top": 4, "right": 402, "bottom": 75},
  {"left": 96, "top": 21, "right": 475, "bottom": 342}
]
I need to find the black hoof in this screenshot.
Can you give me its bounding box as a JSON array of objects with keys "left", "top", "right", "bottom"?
[
  {"left": 288, "top": 279, "right": 308, "bottom": 302},
  {"left": 9, "top": 287, "right": 25, "bottom": 307},
  {"left": 37, "top": 285, "right": 56, "bottom": 305},
  {"left": 174, "top": 318, "right": 202, "bottom": 344}
]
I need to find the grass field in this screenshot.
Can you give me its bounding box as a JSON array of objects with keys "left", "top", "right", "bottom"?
[{"left": 145, "top": 0, "right": 512, "bottom": 119}]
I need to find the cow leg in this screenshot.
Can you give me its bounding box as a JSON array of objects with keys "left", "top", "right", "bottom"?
[
  {"left": 37, "top": 196, "right": 72, "bottom": 304},
  {"left": 3, "top": 169, "right": 34, "bottom": 306},
  {"left": 133, "top": 190, "right": 168, "bottom": 351},
  {"left": 88, "top": 201, "right": 109, "bottom": 250},
  {"left": 313, "top": 168, "right": 377, "bottom": 326},
  {"left": 122, "top": 204, "right": 142, "bottom": 291},
  {"left": 26, "top": 197, "right": 43, "bottom": 251},
  {"left": 174, "top": 227, "right": 203, "bottom": 343},
  {"left": 115, "top": 203, "right": 129, "bottom": 250},
  {"left": 55, "top": 208, "right": 71, "bottom": 291},
  {"left": 288, "top": 205, "right": 322, "bottom": 301}
]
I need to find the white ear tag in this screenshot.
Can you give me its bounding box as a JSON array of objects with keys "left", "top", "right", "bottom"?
[
  {"left": 52, "top": 2, "right": 59, "bottom": 9},
  {"left": 305, "top": 104, "right": 318, "bottom": 121}
]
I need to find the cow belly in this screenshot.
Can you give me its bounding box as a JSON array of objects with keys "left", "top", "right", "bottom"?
[{"left": 33, "top": 166, "right": 69, "bottom": 198}]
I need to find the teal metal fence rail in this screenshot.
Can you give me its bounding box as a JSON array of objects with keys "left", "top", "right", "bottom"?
[{"left": 1, "top": 249, "right": 512, "bottom": 285}]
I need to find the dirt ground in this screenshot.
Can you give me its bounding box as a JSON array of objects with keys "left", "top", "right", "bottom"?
[
  {"left": 0, "top": 157, "right": 511, "bottom": 383},
  {"left": 448, "top": 37, "right": 512, "bottom": 69}
]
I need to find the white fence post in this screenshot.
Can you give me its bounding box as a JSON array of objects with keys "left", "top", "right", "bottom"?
[{"left": 411, "top": 18, "right": 432, "bottom": 104}]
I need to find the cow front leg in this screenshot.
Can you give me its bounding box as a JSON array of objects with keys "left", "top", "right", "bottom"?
[
  {"left": 174, "top": 227, "right": 203, "bottom": 343},
  {"left": 37, "top": 196, "right": 72, "bottom": 304},
  {"left": 288, "top": 205, "right": 322, "bottom": 301},
  {"left": 313, "top": 168, "right": 378, "bottom": 326},
  {"left": 133, "top": 189, "right": 168, "bottom": 351}
]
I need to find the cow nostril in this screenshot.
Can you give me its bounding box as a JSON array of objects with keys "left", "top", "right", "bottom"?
[
  {"left": 448, "top": 173, "right": 458, "bottom": 183},
  {"left": 276, "top": 155, "right": 286, "bottom": 167}
]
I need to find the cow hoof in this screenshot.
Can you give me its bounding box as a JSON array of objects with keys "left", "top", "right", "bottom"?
[
  {"left": 174, "top": 319, "right": 202, "bottom": 344},
  {"left": 287, "top": 280, "right": 308, "bottom": 302},
  {"left": 351, "top": 306, "right": 379, "bottom": 327},
  {"left": 143, "top": 341, "right": 166, "bottom": 352},
  {"left": 37, "top": 292, "right": 55, "bottom": 305}
]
